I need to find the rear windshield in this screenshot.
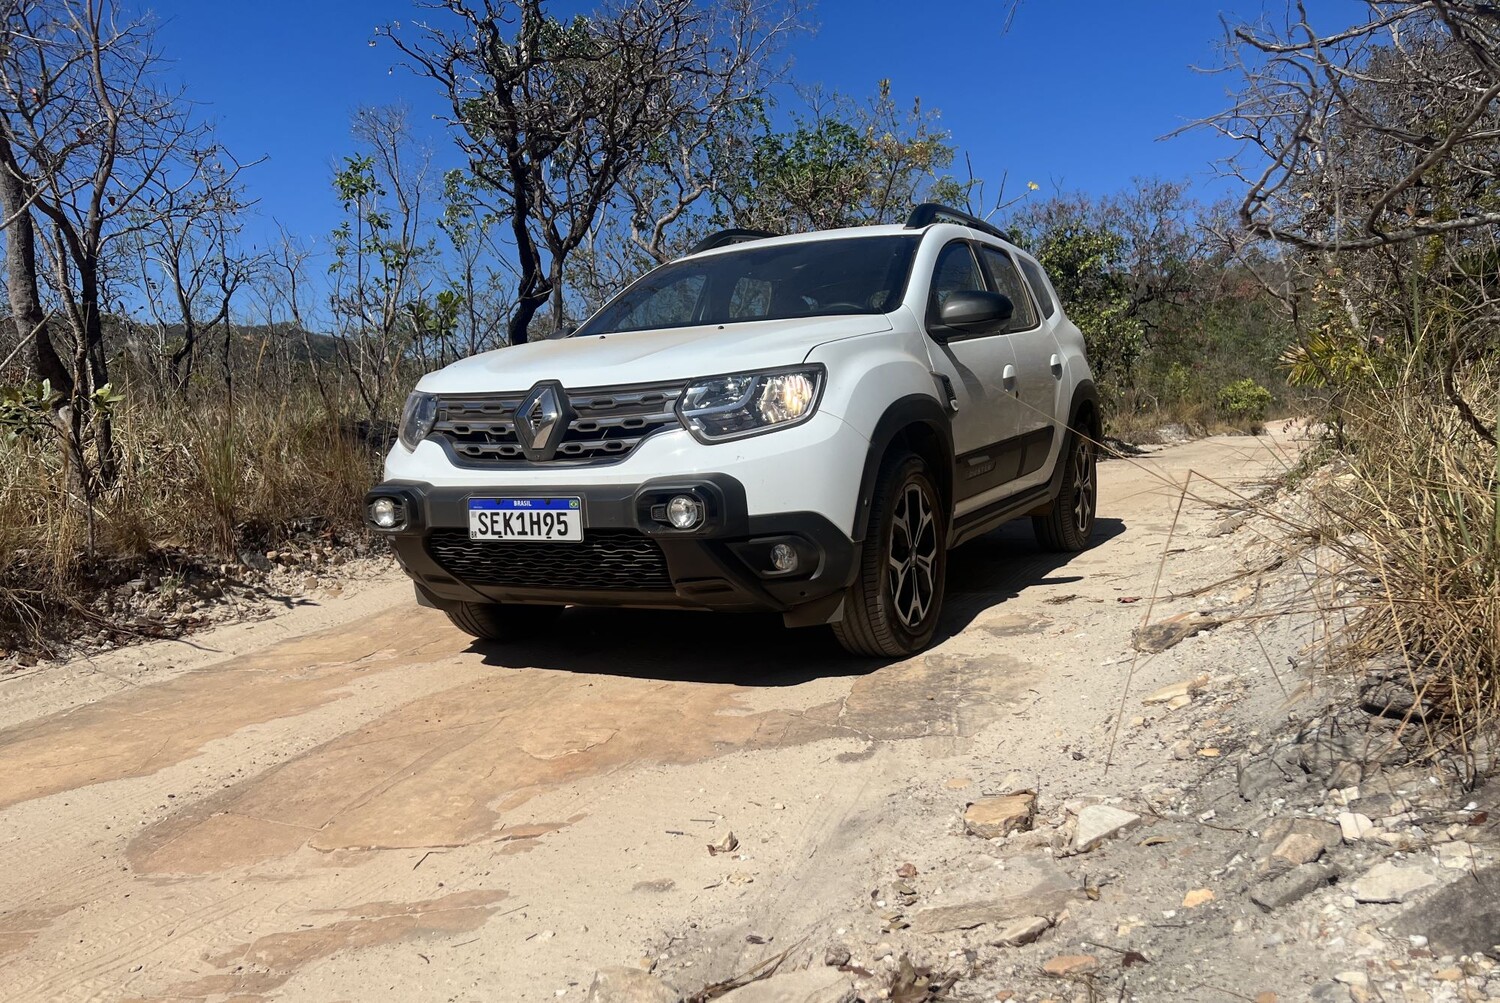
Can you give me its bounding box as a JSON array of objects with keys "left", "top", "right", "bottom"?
[{"left": 574, "top": 235, "right": 920, "bottom": 337}]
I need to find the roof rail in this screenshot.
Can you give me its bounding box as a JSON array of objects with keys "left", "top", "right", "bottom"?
[
  {"left": 904, "top": 203, "right": 1011, "bottom": 242},
  {"left": 688, "top": 228, "right": 778, "bottom": 255}
]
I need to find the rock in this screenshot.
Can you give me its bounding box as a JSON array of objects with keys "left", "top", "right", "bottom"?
[
  {"left": 964, "top": 792, "right": 1037, "bottom": 839},
  {"left": 1436, "top": 841, "right": 1479, "bottom": 870},
  {"left": 1263, "top": 817, "right": 1342, "bottom": 854},
  {"left": 1394, "top": 864, "right": 1500, "bottom": 958},
  {"left": 1351, "top": 861, "right": 1438, "bottom": 904},
  {"left": 1042, "top": 954, "right": 1099, "bottom": 977},
  {"left": 823, "top": 944, "right": 851, "bottom": 967},
  {"left": 909, "top": 860, "right": 1083, "bottom": 932},
  {"left": 1251, "top": 863, "right": 1342, "bottom": 911},
  {"left": 1142, "top": 677, "right": 1203, "bottom": 704},
  {"left": 1182, "top": 888, "right": 1215, "bottom": 908},
  {"left": 237, "top": 549, "right": 271, "bottom": 572},
  {"left": 707, "top": 831, "right": 739, "bottom": 855},
  {"left": 585, "top": 967, "right": 678, "bottom": 1003},
  {"left": 1237, "top": 747, "right": 1304, "bottom": 801},
  {"left": 1433, "top": 968, "right": 1464, "bottom": 981},
  {"left": 715, "top": 969, "right": 854, "bottom": 1003},
  {"left": 1361, "top": 679, "right": 1419, "bottom": 719},
  {"left": 991, "top": 916, "right": 1050, "bottom": 947},
  {"left": 1133, "top": 614, "right": 1223, "bottom": 653},
  {"left": 1338, "top": 812, "right": 1377, "bottom": 842},
  {"left": 1074, "top": 805, "right": 1143, "bottom": 852},
  {"left": 1166, "top": 694, "right": 1192, "bottom": 711},
  {"left": 1273, "top": 832, "right": 1328, "bottom": 867}
]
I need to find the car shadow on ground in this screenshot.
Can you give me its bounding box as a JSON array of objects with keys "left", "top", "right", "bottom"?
[{"left": 468, "top": 516, "right": 1127, "bottom": 684}]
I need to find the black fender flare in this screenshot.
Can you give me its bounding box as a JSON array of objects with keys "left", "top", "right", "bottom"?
[
  {"left": 1068, "top": 379, "right": 1103, "bottom": 439},
  {"left": 851, "top": 394, "right": 954, "bottom": 542},
  {"left": 1040, "top": 379, "right": 1104, "bottom": 504}
]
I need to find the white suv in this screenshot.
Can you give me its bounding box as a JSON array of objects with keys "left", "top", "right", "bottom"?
[{"left": 367, "top": 204, "right": 1101, "bottom": 657}]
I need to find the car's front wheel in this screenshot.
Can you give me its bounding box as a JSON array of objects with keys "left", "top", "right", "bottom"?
[
  {"left": 443, "top": 601, "right": 563, "bottom": 642},
  {"left": 833, "top": 453, "right": 947, "bottom": 658}
]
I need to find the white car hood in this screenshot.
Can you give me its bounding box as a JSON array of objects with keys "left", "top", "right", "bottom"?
[{"left": 416, "top": 315, "right": 893, "bottom": 393}]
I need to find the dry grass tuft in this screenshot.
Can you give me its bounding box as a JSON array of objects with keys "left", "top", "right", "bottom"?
[{"left": 0, "top": 390, "right": 380, "bottom": 652}]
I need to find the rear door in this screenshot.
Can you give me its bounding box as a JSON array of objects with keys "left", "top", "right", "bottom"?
[
  {"left": 977, "top": 243, "right": 1062, "bottom": 492},
  {"left": 922, "top": 239, "right": 1022, "bottom": 517}
]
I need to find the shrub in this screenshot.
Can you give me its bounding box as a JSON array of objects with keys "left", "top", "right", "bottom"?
[{"left": 1216, "top": 378, "right": 1273, "bottom": 422}]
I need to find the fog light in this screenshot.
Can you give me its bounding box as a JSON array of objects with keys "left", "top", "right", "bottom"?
[
  {"left": 370, "top": 498, "right": 400, "bottom": 529},
  {"left": 665, "top": 495, "right": 704, "bottom": 530},
  {"left": 770, "top": 543, "right": 798, "bottom": 572}
]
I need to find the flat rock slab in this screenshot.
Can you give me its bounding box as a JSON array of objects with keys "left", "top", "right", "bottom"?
[
  {"left": 964, "top": 792, "right": 1037, "bottom": 839},
  {"left": 1395, "top": 864, "right": 1500, "bottom": 958},
  {"left": 909, "top": 860, "right": 1083, "bottom": 932},
  {"left": 1352, "top": 861, "right": 1438, "bottom": 904},
  {"left": 716, "top": 969, "right": 855, "bottom": 1003},
  {"left": 1074, "top": 804, "right": 1143, "bottom": 851},
  {"left": 1142, "top": 676, "right": 1206, "bottom": 704},
  {"left": 1042, "top": 954, "right": 1099, "bottom": 976},
  {"left": 1251, "top": 863, "right": 1342, "bottom": 911},
  {"left": 991, "top": 915, "right": 1050, "bottom": 946},
  {"left": 586, "top": 967, "right": 679, "bottom": 1003}
]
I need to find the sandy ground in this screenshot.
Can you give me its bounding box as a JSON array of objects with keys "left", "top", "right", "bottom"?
[{"left": 0, "top": 428, "right": 1308, "bottom": 1003}]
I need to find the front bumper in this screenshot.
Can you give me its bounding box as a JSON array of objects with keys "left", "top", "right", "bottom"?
[{"left": 365, "top": 475, "right": 858, "bottom": 625}]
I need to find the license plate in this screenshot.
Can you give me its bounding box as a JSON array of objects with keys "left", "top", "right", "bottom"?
[{"left": 468, "top": 498, "right": 583, "bottom": 542}]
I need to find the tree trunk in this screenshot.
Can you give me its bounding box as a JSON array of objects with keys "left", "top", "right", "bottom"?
[{"left": 0, "top": 151, "right": 73, "bottom": 395}]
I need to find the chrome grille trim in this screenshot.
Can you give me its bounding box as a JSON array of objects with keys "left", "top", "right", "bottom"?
[{"left": 430, "top": 380, "right": 687, "bottom": 465}]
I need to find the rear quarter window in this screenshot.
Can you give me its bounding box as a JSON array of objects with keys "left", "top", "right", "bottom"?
[{"left": 1017, "top": 257, "right": 1057, "bottom": 319}]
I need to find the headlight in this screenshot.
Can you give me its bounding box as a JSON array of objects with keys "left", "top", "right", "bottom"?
[
  {"left": 398, "top": 392, "right": 438, "bottom": 451},
  {"left": 678, "top": 366, "right": 824, "bottom": 443}
]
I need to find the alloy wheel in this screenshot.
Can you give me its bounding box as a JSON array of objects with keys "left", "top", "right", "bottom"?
[
  {"left": 887, "top": 479, "right": 940, "bottom": 630},
  {"left": 1072, "top": 440, "right": 1096, "bottom": 534}
]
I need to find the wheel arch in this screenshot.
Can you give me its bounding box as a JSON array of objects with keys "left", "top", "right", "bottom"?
[
  {"left": 1069, "top": 379, "right": 1103, "bottom": 443},
  {"left": 851, "top": 394, "right": 954, "bottom": 543}
]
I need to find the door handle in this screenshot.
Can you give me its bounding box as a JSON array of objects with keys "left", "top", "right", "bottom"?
[
  {"left": 1050, "top": 354, "right": 1063, "bottom": 378},
  {"left": 1002, "top": 364, "right": 1017, "bottom": 391}
]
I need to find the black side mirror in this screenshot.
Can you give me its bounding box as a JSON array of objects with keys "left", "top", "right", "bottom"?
[
  {"left": 937, "top": 291, "right": 1014, "bottom": 336},
  {"left": 549, "top": 323, "right": 577, "bottom": 340}
]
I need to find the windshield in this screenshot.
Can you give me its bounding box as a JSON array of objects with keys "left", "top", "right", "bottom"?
[{"left": 574, "top": 234, "right": 920, "bottom": 337}]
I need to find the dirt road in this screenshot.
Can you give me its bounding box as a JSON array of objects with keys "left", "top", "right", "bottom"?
[{"left": 0, "top": 431, "right": 1304, "bottom": 1002}]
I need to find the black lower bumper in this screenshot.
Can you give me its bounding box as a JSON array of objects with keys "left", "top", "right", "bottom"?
[{"left": 365, "top": 475, "right": 857, "bottom": 625}]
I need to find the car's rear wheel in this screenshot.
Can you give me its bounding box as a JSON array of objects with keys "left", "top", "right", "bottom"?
[
  {"left": 1033, "top": 431, "right": 1097, "bottom": 552},
  {"left": 833, "top": 453, "right": 947, "bottom": 658},
  {"left": 444, "top": 601, "right": 563, "bottom": 641}
]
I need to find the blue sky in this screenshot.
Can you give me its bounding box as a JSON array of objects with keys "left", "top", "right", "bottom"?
[{"left": 147, "top": 0, "right": 1335, "bottom": 258}]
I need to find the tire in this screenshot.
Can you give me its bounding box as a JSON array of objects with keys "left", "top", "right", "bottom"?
[
  {"left": 833, "top": 453, "right": 947, "bottom": 658},
  {"left": 1033, "top": 431, "right": 1098, "bottom": 552},
  {"left": 444, "top": 601, "right": 563, "bottom": 642}
]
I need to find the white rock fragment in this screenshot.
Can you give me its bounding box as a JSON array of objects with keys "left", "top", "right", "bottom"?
[
  {"left": 1338, "top": 812, "right": 1377, "bottom": 842},
  {"left": 1074, "top": 805, "right": 1143, "bottom": 852},
  {"left": 1351, "top": 861, "right": 1438, "bottom": 904}
]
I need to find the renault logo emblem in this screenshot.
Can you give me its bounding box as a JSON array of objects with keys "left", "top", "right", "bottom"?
[{"left": 515, "top": 381, "right": 568, "bottom": 460}]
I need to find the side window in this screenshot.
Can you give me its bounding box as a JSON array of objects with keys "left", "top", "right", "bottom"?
[
  {"left": 1017, "top": 256, "right": 1057, "bottom": 319},
  {"left": 618, "top": 273, "right": 706, "bottom": 331},
  {"left": 928, "top": 242, "right": 984, "bottom": 315},
  {"left": 978, "top": 246, "right": 1039, "bottom": 331}
]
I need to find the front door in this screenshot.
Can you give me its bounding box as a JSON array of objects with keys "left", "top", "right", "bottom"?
[{"left": 922, "top": 240, "right": 1021, "bottom": 516}]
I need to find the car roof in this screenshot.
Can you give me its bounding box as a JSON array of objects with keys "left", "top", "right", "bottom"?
[{"left": 682, "top": 221, "right": 1030, "bottom": 261}]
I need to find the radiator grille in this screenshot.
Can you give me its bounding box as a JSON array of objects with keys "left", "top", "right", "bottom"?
[
  {"left": 427, "top": 529, "right": 673, "bottom": 592},
  {"left": 432, "top": 381, "right": 685, "bottom": 465}
]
